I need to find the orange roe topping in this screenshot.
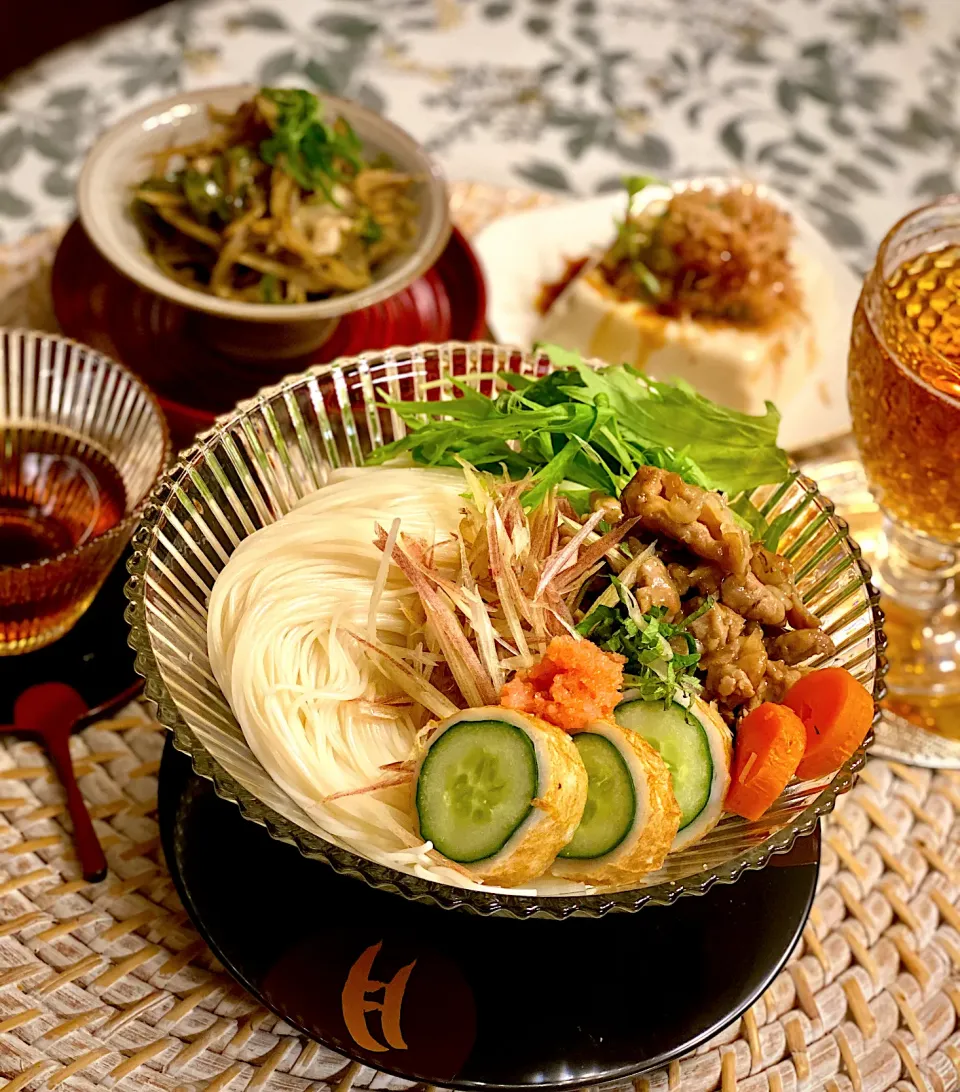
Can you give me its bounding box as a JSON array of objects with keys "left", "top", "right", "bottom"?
[{"left": 500, "top": 635, "right": 626, "bottom": 733}]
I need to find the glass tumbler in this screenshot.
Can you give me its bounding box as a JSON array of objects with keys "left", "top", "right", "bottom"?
[
  {"left": 0, "top": 330, "right": 169, "bottom": 654},
  {"left": 848, "top": 197, "right": 960, "bottom": 725}
]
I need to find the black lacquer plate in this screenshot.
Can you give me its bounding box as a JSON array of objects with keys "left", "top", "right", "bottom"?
[
  {"left": 0, "top": 551, "right": 139, "bottom": 720},
  {"left": 159, "top": 739, "right": 820, "bottom": 1090}
]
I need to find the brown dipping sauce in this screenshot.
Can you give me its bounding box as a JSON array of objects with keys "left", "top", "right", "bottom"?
[{"left": 536, "top": 256, "right": 590, "bottom": 316}]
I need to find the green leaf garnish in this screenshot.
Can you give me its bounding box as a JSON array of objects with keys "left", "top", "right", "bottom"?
[
  {"left": 258, "top": 86, "right": 363, "bottom": 198},
  {"left": 259, "top": 273, "right": 280, "bottom": 302},
  {"left": 610, "top": 175, "right": 669, "bottom": 302},
  {"left": 181, "top": 167, "right": 226, "bottom": 220},
  {"left": 539, "top": 350, "right": 787, "bottom": 495},
  {"left": 624, "top": 175, "right": 661, "bottom": 202},
  {"left": 729, "top": 494, "right": 769, "bottom": 539},
  {"left": 577, "top": 587, "right": 716, "bottom": 704},
  {"left": 762, "top": 502, "right": 805, "bottom": 553},
  {"left": 632, "top": 260, "right": 662, "bottom": 298},
  {"left": 359, "top": 211, "right": 383, "bottom": 243},
  {"left": 368, "top": 347, "right": 789, "bottom": 510}
]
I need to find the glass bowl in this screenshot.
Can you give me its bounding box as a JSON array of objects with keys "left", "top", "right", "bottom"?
[
  {"left": 1, "top": 329, "right": 169, "bottom": 654},
  {"left": 125, "top": 342, "right": 886, "bottom": 919}
]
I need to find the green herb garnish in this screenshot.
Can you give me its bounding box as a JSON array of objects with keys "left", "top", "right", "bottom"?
[
  {"left": 609, "top": 175, "right": 668, "bottom": 303},
  {"left": 762, "top": 500, "right": 808, "bottom": 553},
  {"left": 367, "top": 346, "right": 789, "bottom": 506},
  {"left": 729, "top": 493, "right": 807, "bottom": 553},
  {"left": 577, "top": 581, "right": 715, "bottom": 703},
  {"left": 359, "top": 211, "right": 383, "bottom": 243},
  {"left": 259, "top": 273, "right": 280, "bottom": 302},
  {"left": 632, "top": 261, "right": 662, "bottom": 299},
  {"left": 624, "top": 175, "right": 661, "bottom": 203},
  {"left": 181, "top": 167, "right": 226, "bottom": 221},
  {"left": 258, "top": 87, "right": 363, "bottom": 200},
  {"left": 175, "top": 148, "right": 253, "bottom": 225}
]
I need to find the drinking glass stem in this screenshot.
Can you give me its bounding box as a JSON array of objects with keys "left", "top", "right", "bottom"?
[{"left": 877, "top": 513, "right": 960, "bottom": 613}]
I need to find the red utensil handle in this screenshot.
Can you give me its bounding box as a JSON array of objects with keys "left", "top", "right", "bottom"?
[{"left": 44, "top": 731, "right": 108, "bottom": 883}]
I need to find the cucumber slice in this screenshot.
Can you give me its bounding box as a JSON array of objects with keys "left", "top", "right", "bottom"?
[
  {"left": 558, "top": 734, "right": 636, "bottom": 859},
  {"left": 615, "top": 700, "right": 713, "bottom": 830},
  {"left": 416, "top": 719, "right": 537, "bottom": 863}
]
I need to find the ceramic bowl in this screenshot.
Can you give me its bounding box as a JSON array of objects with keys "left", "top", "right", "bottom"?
[
  {"left": 77, "top": 85, "right": 451, "bottom": 358},
  {"left": 126, "top": 342, "right": 886, "bottom": 919}
]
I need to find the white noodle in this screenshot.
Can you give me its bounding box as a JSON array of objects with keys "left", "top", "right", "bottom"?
[
  {"left": 368, "top": 517, "right": 401, "bottom": 642},
  {"left": 206, "top": 467, "right": 480, "bottom": 881}
]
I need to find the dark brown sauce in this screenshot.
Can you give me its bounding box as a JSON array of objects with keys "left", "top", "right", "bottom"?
[
  {"left": 535, "top": 256, "right": 590, "bottom": 316},
  {"left": 0, "top": 428, "right": 129, "bottom": 652},
  {"left": 0, "top": 430, "right": 127, "bottom": 568}
]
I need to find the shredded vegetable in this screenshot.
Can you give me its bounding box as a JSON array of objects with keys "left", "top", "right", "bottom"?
[
  {"left": 365, "top": 470, "right": 638, "bottom": 712},
  {"left": 131, "top": 86, "right": 418, "bottom": 303},
  {"left": 576, "top": 585, "right": 716, "bottom": 704}
]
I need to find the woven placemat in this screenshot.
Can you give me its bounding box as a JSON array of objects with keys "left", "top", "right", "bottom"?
[
  {"left": 2, "top": 183, "right": 960, "bottom": 1092},
  {"left": 1, "top": 710, "right": 959, "bottom": 1092}
]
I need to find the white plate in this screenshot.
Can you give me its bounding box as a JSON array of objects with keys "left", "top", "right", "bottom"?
[{"left": 474, "top": 183, "right": 861, "bottom": 452}]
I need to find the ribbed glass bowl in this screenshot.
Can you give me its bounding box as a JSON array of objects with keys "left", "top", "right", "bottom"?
[{"left": 126, "top": 342, "right": 887, "bottom": 919}]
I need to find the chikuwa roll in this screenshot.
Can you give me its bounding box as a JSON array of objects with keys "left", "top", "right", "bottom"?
[
  {"left": 551, "top": 720, "right": 680, "bottom": 885},
  {"left": 414, "top": 706, "right": 588, "bottom": 887},
  {"left": 615, "top": 695, "right": 732, "bottom": 851}
]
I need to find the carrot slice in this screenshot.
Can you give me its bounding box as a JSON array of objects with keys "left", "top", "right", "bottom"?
[
  {"left": 783, "top": 667, "right": 873, "bottom": 780},
  {"left": 725, "top": 703, "right": 806, "bottom": 822}
]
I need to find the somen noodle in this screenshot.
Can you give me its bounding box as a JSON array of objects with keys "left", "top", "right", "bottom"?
[{"left": 206, "top": 467, "right": 475, "bottom": 884}]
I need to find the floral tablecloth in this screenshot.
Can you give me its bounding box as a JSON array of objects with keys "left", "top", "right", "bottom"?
[{"left": 1, "top": 0, "right": 959, "bottom": 270}]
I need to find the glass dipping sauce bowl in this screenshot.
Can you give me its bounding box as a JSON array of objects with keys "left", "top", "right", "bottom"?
[{"left": 0, "top": 330, "right": 169, "bottom": 654}]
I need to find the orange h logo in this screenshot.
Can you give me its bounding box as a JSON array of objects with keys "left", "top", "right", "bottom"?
[{"left": 341, "top": 941, "right": 417, "bottom": 1052}]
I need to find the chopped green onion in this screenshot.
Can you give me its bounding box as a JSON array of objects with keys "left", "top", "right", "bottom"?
[
  {"left": 359, "top": 212, "right": 383, "bottom": 243},
  {"left": 632, "top": 260, "right": 662, "bottom": 299},
  {"left": 577, "top": 591, "right": 716, "bottom": 704},
  {"left": 259, "top": 273, "right": 280, "bottom": 302}
]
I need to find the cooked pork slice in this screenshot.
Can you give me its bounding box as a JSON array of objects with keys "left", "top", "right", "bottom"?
[
  {"left": 749, "top": 542, "right": 825, "bottom": 631},
  {"left": 749, "top": 658, "right": 804, "bottom": 710},
  {"left": 720, "top": 571, "right": 790, "bottom": 626},
  {"left": 621, "top": 466, "right": 750, "bottom": 576},
  {"left": 668, "top": 560, "right": 723, "bottom": 597},
  {"left": 686, "top": 601, "right": 745, "bottom": 653},
  {"left": 785, "top": 593, "right": 823, "bottom": 632},
  {"left": 701, "top": 628, "right": 768, "bottom": 709},
  {"left": 634, "top": 554, "right": 681, "bottom": 616},
  {"left": 768, "top": 628, "right": 835, "bottom": 666},
  {"left": 750, "top": 543, "right": 794, "bottom": 587}
]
